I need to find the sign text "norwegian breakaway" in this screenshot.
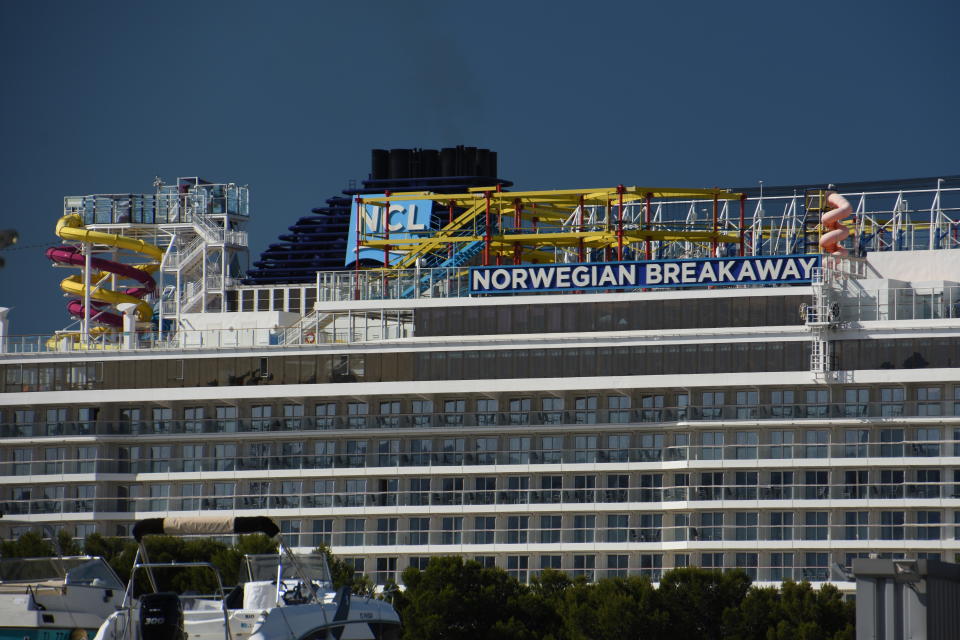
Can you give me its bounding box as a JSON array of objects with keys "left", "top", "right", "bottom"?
[{"left": 469, "top": 255, "right": 821, "bottom": 294}]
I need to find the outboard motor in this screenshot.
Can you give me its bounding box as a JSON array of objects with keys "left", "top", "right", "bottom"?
[{"left": 139, "top": 592, "right": 184, "bottom": 640}]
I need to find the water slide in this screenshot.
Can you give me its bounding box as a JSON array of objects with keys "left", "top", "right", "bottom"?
[
  {"left": 819, "top": 192, "right": 852, "bottom": 256},
  {"left": 47, "top": 214, "right": 162, "bottom": 327}
]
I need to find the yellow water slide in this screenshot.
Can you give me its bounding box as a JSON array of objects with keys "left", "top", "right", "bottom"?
[{"left": 54, "top": 214, "right": 163, "bottom": 322}]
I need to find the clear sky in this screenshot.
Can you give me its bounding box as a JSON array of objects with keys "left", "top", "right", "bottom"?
[{"left": 0, "top": 0, "right": 957, "bottom": 335}]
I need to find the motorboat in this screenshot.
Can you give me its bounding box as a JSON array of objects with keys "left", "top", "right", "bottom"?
[
  {"left": 0, "top": 555, "right": 126, "bottom": 640},
  {"left": 92, "top": 516, "right": 400, "bottom": 640}
]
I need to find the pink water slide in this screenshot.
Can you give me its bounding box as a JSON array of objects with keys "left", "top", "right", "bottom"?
[
  {"left": 819, "top": 192, "right": 852, "bottom": 256},
  {"left": 45, "top": 245, "right": 156, "bottom": 327}
]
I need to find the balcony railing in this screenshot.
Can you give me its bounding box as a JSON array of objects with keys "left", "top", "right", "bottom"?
[
  {"left": 2, "top": 400, "right": 957, "bottom": 438},
  {"left": 4, "top": 477, "right": 959, "bottom": 516}
]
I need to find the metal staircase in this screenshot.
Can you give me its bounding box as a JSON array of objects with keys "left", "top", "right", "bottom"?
[{"left": 806, "top": 265, "right": 843, "bottom": 381}]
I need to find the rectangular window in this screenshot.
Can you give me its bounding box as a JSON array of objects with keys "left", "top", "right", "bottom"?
[
  {"left": 214, "top": 406, "right": 238, "bottom": 433},
  {"left": 917, "top": 387, "right": 942, "bottom": 416},
  {"left": 606, "top": 514, "right": 629, "bottom": 543},
  {"left": 314, "top": 402, "right": 337, "bottom": 429},
  {"left": 700, "top": 553, "right": 724, "bottom": 570},
  {"left": 440, "top": 438, "right": 464, "bottom": 465},
  {"left": 409, "top": 439, "right": 433, "bottom": 466},
  {"left": 344, "top": 519, "right": 365, "bottom": 546},
  {"left": 880, "top": 387, "right": 904, "bottom": 416},
  {"left": 880, "top": 469, "right": 904, "bottom": 499},
  {"left": 608, "top": 395, "right": 632, "bottom": 423},
  {"left": 343, "top": 440, "right": 367, "bottom": 468},
  {"left": 378, "top": 400, "right": 401, "bottom": 428},
  {"left": 913, "top": 469, "right": 941, "bottom": 499},
  {"left": 347, "top": 402, "right": 368, "bottom": 429},
  {"left": 376, "top": 518, "right": 398, "bottom": 546},
  {"left": 409, "top": 478, "right": 430, "bottom": 506},
  {"left": 507, "top": 516, "right": 528, "bottom": 544},
  {"left": 917, "top": 511, "right": 941, "bottom": 540},
  {"left": 770, "top": 431, "right": 795, "bottom": 459},
  {"left": 507, "top": 398, "right": 530, "bottom": 425},
  {"left": 540, "top": 436, "right": 563, "bottom": 464},
  {"left": 734, "top": 471, "right": 758, "bottom": 500},
  {"left": 474, "top": 516, "right": 495, "bottom": 544},
  {"left": 639, "top": 473, "right": 663, "bottom": 502},
  {"left": 880, "top": 429, "right": 904, "bottom": 457},
  {"left": 606, "top": 554, "right": 629, "bottom": 578},
  {"left": 443, "top": 399, "right": 465, "bottom": 426},
  {"left": 639, "top": 513, "right": 662, "bottom": 542},
  {"left": 699, "top": 512, "right": 723, "bottom": 541},
  {"left": 411, "top": 399, "right": 433, "bottom": 427},
  {"left": 573, "top": 475, "right": 595, "bottom": 503},
  {"left": 771, "top": 389, "right": 796, "bottom": 417},
  {"left": 701, "top": 432, "right": 724, "bottom": 460},
  {"left": 638, "top": 433, "right": 663, "bottom": 462},
  {"left": 701, "top": 391, "right": 725, "bottom": 419},
  {"left": 804, "top": 511, "right": 828, "bottom": 540},
  {"left": 844, "top": 388, "right": 869, "bottom": 417},
  {"left": 770, "top": 552, "right": 794, "bottom": 581},
  {"left": 770, "top": 512, "right": 794, "bottom": 541},
  {"left": 574, "top": 396, "right": 597, "bottom": 424},
  {"left": 914, "top": 428, "right": 942, "bottom": 457},
  {"left": 506, "top": 556, "right": 528, "bottom": 583},
  {"left": 640, "top": 394, "right": 664, "bottom": 422},
  {"left": 540, "top": 515, "right": 562, "bottom": 543},
  {"left": 804, "top": 552, "right": 829, "bottom": 582},
  {"left": 408, "top": 517, "right": 430, "bottom": 545},
  {"left": 573, "top": 514, "right": 596, "bottom": 543},
  {"left": 805, "top": 389, "right": 828, "bottom": 417},
  {"left": 440, "top": 516, "right": 463, "bottom": 544},
  {"left": 312, "top": 519, "right": 333, "bottom": 547},
  {"left": 734, "top": 431, "right": 758, "bottom": 459},
  {"left": 880, "top": 511, "right": 904, "bottom": 540},
  {"left": 507, "top": 437, "right": 531, "bottom": 464},
  {"left": 574, "top": 435, "right": 598, "bottom": 463},
  {"left": 574, "top": 555, "right": 596, "bottom": 580},
  {"left": 474, "top": 438, "right": 497, "bottom": 465},
  {"left": 804, "top": 430, "right": 829, "bottom": 458},
  {"left": 734, "top": 512, "right": 758, "bottom": 541},
  {"left": 735, "top": 553, "right": 758, "bottom": 580},
  {"left": 540, "top": 555, "right": 562, "bottom": 572},
  {"left": 844, "top": 512, "right": 869, "bottom": 540},
  {"left": 843, "top": 429, "right": 869, "bottom": 458}
]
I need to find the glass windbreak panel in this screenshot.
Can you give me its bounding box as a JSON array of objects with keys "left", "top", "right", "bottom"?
[
  {"left": 0, "top": 557, "right": 122, "bottom": 588},
  {"left": 245, "top": 554, "right": 332, "bottom": 587}
]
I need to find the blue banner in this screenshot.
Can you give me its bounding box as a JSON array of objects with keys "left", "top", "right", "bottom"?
[
  {"left": 469, "top": 254, "right": 821, "bottom": 294},
  {"left": 345, "top": 195, "right": 434, "bottom": 266}
]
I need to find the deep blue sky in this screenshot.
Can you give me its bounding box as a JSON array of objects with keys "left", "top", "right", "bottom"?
[{"left": 1, "top": 1, "right": 957, "bottom": 336}]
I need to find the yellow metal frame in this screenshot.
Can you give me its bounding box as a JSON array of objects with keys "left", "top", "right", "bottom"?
[{"left": 354, "top": 185, "right": 745, "bottom": 270}]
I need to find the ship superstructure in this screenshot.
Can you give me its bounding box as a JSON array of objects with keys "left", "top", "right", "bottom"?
[{"left": 1, "top": 156, "right": 959, "bottom": 591}]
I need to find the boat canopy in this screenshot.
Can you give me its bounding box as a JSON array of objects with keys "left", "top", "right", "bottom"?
[{"left": 132, "top": 516, "right": 280, "bottom": 541}]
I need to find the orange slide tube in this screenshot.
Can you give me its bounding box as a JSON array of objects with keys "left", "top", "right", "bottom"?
[{"left": 819, "top": 192, "right": 851, "bottom": 256}]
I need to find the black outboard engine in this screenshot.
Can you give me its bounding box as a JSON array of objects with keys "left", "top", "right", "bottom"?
[{"left": 139, "top": 592, "right": 184, "bottom": 640}]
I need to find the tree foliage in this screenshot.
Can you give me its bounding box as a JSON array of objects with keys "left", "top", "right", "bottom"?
[{"left": 393, "top": 562, "right": 856, "bottom": 640}]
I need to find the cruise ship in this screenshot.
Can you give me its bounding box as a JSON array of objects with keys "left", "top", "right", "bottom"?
[{"left": 1, "top": 149, "right": 958, "bottom": 591}]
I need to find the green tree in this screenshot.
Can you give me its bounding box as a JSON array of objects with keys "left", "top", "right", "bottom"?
[
  {"left": 560, "top": 576, "right": 668, "bottom": 640},
  {"left": 657, "top": 568, "right": 752, "bottom": 640},
  {"left": 767, "top": 581, "right": 854, "bottom": 640},
  {"left": 397, "top": 556, "right": 533, "bottom": 640},
  {"left": 83, "top": 534, "right": 138, "bottom": 582},
  {"left": 210, "top": 534, "right": 278, "bottom": 586},
  {"left": 312, "top": 544, "right": 374, "bottom": 595},
  {"left": 0, "top": 530, "right": 55, "bottom": 558}
]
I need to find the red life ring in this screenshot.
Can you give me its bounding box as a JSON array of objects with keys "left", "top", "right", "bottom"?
[{"left": 304, "top": 332, "right": 316, "bottom": 344}]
